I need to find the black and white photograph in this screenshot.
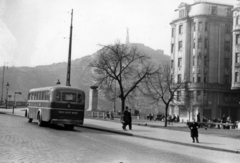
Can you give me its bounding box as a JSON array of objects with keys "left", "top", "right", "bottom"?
[{"left": 1, "top": 0, "right": 240, "bottom": 162}]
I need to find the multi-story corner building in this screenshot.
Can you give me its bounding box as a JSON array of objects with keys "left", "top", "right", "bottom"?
[
  {"left": 170, "top": 1, "right": 240, "bottom": 122},
  {"left": 232, "top": 1, "right": 240, "bottom": 90}
]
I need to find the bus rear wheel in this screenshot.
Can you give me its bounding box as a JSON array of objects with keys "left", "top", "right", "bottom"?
[
  {"left": 64, "top": 124, "right": 74, "bottom": 130},
  {"left": 37, "top": 113, "right": 44, "bottom": 127}
]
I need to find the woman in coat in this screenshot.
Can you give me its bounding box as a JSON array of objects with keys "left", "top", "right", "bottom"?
[{"left": 189, "top": 118, "right": 200, "bottom": 143}]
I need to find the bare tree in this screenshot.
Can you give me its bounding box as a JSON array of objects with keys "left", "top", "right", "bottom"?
[
  {"left": 139, "top": 64, "right": 185, "bottom": 127},
  {"left": 89, "top": 41, "right": 156, "bottom": 113}
]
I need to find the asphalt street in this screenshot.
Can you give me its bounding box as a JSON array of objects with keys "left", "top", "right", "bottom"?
[{"left": 1, "top": 114, "right": 240, "bottom": 163}]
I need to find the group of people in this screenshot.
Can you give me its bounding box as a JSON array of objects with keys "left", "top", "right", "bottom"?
[
  {"left": 121, "top": 106, "right": 132, "bottom": 131},
  {"left": 106, "top": 110, "right": 114, "bottom": 120}
]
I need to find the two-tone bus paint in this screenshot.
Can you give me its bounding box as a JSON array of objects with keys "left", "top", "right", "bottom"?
[{"left": 25, "top": 86, "right": 85, "bottom": 130}]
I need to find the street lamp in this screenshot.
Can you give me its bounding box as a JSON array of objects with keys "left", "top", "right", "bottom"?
[
  {"left": 56, "top": 79, "right": 61, "bottom": 85},
  {"left": 6, "top": 82, "right": 9, "bottom": 109}
]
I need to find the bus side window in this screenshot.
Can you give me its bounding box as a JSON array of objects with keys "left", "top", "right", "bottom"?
[
  {"left": 42, "top": 92, "right": 45, "bottom": 100},
  {"left": 34, "top": 92, "right": 37, "bottom": 100},
  {"left": 39, "top": 92, "right": 42, "bottom": 100},
  {"left": 37, "top": 92, "right": 39, "bottom": 100},
  {"left": 46, "top": 91, "right": 50, "bottom": 101}
]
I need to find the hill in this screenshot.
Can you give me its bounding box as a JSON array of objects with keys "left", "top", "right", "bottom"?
[{"left": 0, "top": 43, "right": 170, "bottom": 113}]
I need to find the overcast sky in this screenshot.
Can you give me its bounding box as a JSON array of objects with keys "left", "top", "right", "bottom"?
[{"left": 0, "top": 0, "right": 237, "bottom": 67}]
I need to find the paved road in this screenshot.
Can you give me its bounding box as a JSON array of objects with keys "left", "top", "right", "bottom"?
[{"left": 1, "top": 114, "right": 240, "bottom": 163}]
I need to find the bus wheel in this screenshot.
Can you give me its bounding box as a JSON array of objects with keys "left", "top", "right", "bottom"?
[
  {"left": 37, "top": 113, "right": 44, "bottom": 127},
  {"left": 26, "top": 110, "right": 33, "bottom": 123},
  {"left": 28, "top": 118, "right": 33, "bottom": 123},
  {"left": 64, "top": 125, "right": 74, "bottom": 130}
]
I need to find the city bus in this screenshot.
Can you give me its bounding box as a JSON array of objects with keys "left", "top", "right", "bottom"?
[{"left": 25, "top": 86, "right": 85, "bottom": 130}]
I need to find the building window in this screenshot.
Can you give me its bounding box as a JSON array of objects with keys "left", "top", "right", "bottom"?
[
  {"left": 236, "top": 34, "right": 240, "bottom": 44},
  {"left": 237, "top": 15, "right": 240, "bottom": 25},
  {"left": 224, "top": 58, "right": 230, "bottom": 68},
  {"left": 204, "top": 56, "right": 208, "bottom": 66},
  {"left": 198, "top": 22, "right": 202, "bottom": 31},
  {"left": 197, "top": 58, "right": 201, "bottom": 66},
  {"left": 177, "top": 91, "right": 181, "bottom": 100},
  {"left": 194, "top": 22, "right": 196, "bottom": 32},
  {"left": 171, "top": 60, "right": 174, "bottom": 69},
  {"left": 224, "top": 75, "right": 230, "bottom": 84},
  {"left": 172, "top": 28, "right": 175, "bottom": 37},
  {"left": 236, "top": 53, "right": 240, "bottom": 63},
  {"left": 193, "top": 77, "right": 195, "bottom": 83},
  {"left": 197, "top": 91, "right": 201, "bottom": 101},
  {"left": 178, "top": 41, "right": 182, "bottom": 51},
  {"left": 178, "top": 74, "right": 182, "bottom": 83},
  {"left": 204, "top": 76, "right": 207, "bottom": 83},
  {"left": 205, "top": 22, "right": 208, "bottom": 31},
  {"left": 211, "top": 6, "right": 217, "bottom": 15},
  {"left": 193, "top": 56, "right": 195, "bottom": 66},
  {"left": 178, "top": 58, "right": 182, "bottom": 68},
  {"left": 193, "top": 39, "right": 196, "bottom": 49},
  {"left": 198, "top": 38, "right": 202, "bottom": 49},
  {"left": 226, "top": 8, "right": 231, "bottom": 17},
  {"left": 225, "top": 41, "right": 231, "bottom": 52},
  {"left": 225, "top": 25, "right": 231, "bottom": 34},
  {"left": 235, "top": 72, "right": 239, "bottom": 82},
  {"left": 171, "top": 44, "right": 174, "bottom": 53},
  {"left": 204, "top": 39, "right": 208, "bottom": 49},
  {"left": 179, "top": 9, "right": 185, "bottom": 18},
  {"left": 197, "top": 73, "right": 201, "bottom": 83},
  {"left": 179, "top": 25, "right": 183, "bottom": 34},
  {"left": 224, "top": 93, "right": 230, "bottom": 102}
]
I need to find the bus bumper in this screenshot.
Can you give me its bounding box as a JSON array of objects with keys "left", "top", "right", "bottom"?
[{"left": 51, "top": 119, "right": 83, "bottom": 125}]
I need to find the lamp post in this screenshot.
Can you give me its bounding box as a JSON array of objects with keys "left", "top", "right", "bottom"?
[
  {"left": 56, "top": 79, "right": 61, "bottom": 85},
  {"left": 6, "top": 82, "right": 9, "bottom": 109}
]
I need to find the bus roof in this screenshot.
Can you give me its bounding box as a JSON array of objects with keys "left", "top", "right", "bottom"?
[{"left": 29, "top": 86, "right": 84, "bottom": 93}]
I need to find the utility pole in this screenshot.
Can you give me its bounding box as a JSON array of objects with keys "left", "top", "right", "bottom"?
[
  {"left": 1, "top": 63, "right": 7, "bottom": 105},
  {"left": 66, "top": 9, "right": 73, "bottom": 86}
]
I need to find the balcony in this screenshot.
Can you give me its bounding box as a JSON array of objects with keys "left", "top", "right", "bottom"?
[{"left": 187, "top": 83, "right": 230, "bottom": 91}]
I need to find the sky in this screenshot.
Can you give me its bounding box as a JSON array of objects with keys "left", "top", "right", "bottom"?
[{"left": 0, "top": 0, "right": 237, "bottom": 67}]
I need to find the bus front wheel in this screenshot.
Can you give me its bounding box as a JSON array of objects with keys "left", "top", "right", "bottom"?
[
  {"left": 64, "top": 124, "right": 74, "bottom": 130},
  {"left": 37, "top": 113, "right": 44, "bottom": 127}
]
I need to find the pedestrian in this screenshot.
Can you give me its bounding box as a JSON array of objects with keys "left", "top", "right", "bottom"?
[
  {"left": 197, "top": 113, "right": 200, "bottom": 122},
  {"left": 122, "top": 106, "right": 130, "bottom": 131},
  {"left": 189, "top": 118, "right": 200, "bottom": 143},
  {"left": 222, "top": 114, "right": 226, "bottom": 129},
  {"left": 110, "top": 110, "right": 114, "bottom": 120},
  {"left": 128, "top": 108, "right": 132, "bottom": 130}
]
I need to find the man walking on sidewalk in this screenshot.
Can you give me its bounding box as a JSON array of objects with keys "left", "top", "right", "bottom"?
[
  {"left": 189, "top": 118, "right": 200, "bottom": 143},
  {"left": 122, "top": 106, "right": 130, "bottom": 131}
]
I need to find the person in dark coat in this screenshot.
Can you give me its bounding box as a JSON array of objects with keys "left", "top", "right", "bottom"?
[
  {"left": 222, "top": 114, "right": 226, "bottom": 129},
  {"left": 197, "top": 113, "right": 200, "bottom": 122},
  {"left": 128, "top": 108, "right": 132, "bottom": 130},
  {"left": 189, "top": 118, "right": 200, "bottom": 143},
  {"left": 122, "top": 106, "right": 130, "bottom": 131}
]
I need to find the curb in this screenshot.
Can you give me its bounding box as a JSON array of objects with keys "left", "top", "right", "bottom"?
[{"left": 1, "top": 111, "right": 240, "bottom": 154}]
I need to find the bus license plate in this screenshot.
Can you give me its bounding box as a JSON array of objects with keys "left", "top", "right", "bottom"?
[{"left": 59, "top": 111, "right": 78, "bottom": 115}]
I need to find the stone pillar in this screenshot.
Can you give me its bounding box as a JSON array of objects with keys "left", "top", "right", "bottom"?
[{"left": 87, "top": 85, "right": 98, "bottom": 111}]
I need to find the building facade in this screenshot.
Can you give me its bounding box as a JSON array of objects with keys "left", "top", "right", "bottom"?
[
  {"left": 232, "top": 1, "right": 240, "bottom": 89},
  {"left": 170, "top": 1, "right": 240, "bottom": 122}
]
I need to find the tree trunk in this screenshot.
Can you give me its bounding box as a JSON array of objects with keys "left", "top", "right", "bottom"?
[
  {"left": 164, "top": 105, "right": 168, "bottom": 127},
  {"left": 121, "top": 98, "right": 125, "bottom": 113}
]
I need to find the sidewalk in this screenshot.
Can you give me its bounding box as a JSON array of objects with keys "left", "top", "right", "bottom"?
[{"left": 1, "top": 108, "right": 240, "bottom": 154}]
